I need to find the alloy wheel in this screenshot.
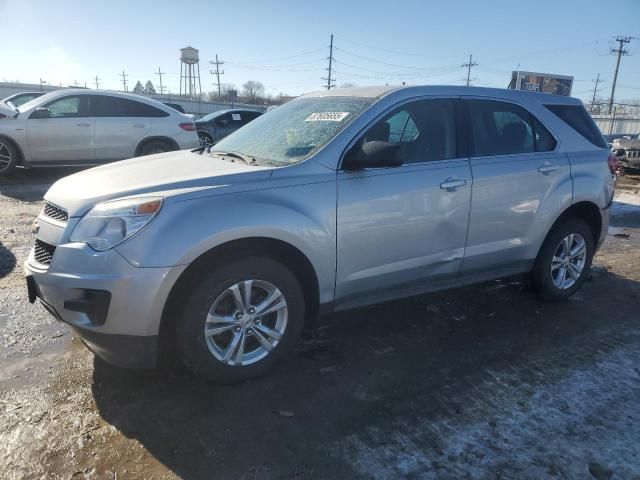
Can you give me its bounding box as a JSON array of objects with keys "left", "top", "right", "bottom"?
[
  {"left": 551, "top": 233, "right": 587, "bottom": 290},
  {"left": 203, "top": 279, "right": 288, "bottom": 366},
  {"left": 0, "top": 143, "right": 13, "bottom": 173}
]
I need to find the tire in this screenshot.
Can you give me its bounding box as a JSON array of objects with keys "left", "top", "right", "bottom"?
[
  {"left": 0, "top": 139, "right": 18, "bottom": 177},
  {"left": 198, "top": 132, "right": 213, "bottom": 147},
  {"left": 532, "top": 218, "right": 594, "bottom": 300},
  {"left": 138, "top": 140, "right": 173, "bottom": 157},
  {"left": 176, "top": 256, "right": 306, "bottom": 383}
]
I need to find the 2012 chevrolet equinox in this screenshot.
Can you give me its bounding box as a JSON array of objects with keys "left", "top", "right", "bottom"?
[{"left": 25, "top": 86, "right": 616, "bottom": 382}]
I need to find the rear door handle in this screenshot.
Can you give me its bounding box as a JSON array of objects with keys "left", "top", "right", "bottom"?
[
  {"left": 538, "top": 164, "right": 559, "bottom": 173},
  {"left": 440, "top": 178, "right": 467, "bottom": 190},
  {"left": 76, "top": 123, "right": 91, "bottom": 127},
  {"left": 133, "top": 124, "right": 146, "bottom": 128}
]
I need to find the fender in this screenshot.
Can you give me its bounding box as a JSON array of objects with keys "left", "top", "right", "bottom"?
[{"left": 116, "top": 179, "right": 337, "bottom": 304}]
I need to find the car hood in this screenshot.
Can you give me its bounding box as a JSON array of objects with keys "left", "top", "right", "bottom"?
[
  {"left": 45, "top": 150, "right": 273, "bottom": 216},
  {"left": 0, "top": 103, "right": 17, "bottom": 117}
]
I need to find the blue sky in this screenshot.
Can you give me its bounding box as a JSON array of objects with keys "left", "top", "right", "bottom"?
[{"left": 1, "top": 0, "right": 639, "bottom": 102}]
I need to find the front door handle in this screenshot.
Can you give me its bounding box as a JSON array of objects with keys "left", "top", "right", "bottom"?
[
  {"left": 440, "top": 178, "right": 467, "bottom": 190},
  {"left": 538, "top": 164, "right": 559, "bottom": 174},
  {"left": 133, "top": 124, "right": 146, "bottom": 128},
  {"left": 76, "top": 123, "right": 91, "bottom": 127}
]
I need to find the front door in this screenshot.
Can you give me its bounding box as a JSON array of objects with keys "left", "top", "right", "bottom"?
[
  {"left": 335, "top": 97, "right": 472, "bottom": 307},
  {"left": 27, "top": 95, "right": 95, "bottom": 163}
]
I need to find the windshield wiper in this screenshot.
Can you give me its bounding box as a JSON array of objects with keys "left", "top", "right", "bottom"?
[{"left": 209, "top": 150, "right": 257, "bottom": 165}]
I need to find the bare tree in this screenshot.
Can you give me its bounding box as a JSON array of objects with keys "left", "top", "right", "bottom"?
[{"left": 242, "top": 80, "right": 265, "bottom": 103}]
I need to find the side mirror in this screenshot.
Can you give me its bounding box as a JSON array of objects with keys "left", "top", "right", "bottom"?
[
  {"left": 343, "top": 141, "right": 403, "bottom": 170},
  {"left": 29, "top": 107, "right": 51, "bottom": 119}
]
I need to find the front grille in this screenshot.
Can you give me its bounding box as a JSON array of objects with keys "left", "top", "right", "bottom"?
[
  {"left": 34, "top": 239, "right": 56, "bottom": 265},
  {"left": 43, "top": 202, "right": 68, "bottom": 222},
  {"left": 627, "top": 149, "right": 640, "bottom": 158}
]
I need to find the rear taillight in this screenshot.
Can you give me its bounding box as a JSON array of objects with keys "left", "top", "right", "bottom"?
[
  {"left": 607, "top": 153, "right": 622, "bottom": 176},
  {"left": 179, "top": 122, "right": 196, "bottom": 131}
]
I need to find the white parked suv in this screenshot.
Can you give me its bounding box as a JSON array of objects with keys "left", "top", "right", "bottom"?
[{"left": 0, "top": 89, "right": 199, "bottom": 175}]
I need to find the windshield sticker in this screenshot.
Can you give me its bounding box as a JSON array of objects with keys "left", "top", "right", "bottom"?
[
  {"left": 232, "top": 113, "right": 241, "bottom": 121},
  {"left": 305, "top": 112, "right": 349, "bottom": 122}
]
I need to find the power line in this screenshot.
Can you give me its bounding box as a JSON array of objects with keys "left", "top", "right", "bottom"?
[
  {"left": 608, "top": 36, "right": 635, "bottom": 114},
  {"left": 120, "top": 70, "right": 128, "bottom": 92},
  {"left": 461, "top": 54, "right": 478, "bottom": 86},
  {"left": 209, "top": 54, "right": 224, "bottom": 96},
  {"left": 321, "top": 34, "right": 336, "bottom": 90},
  {"left": 155, "top": 67, "right": 165, "bottom": 94},
  {"left": 231, "top": 47, "right": 326, "bottom": 65},
  {"left": 335, "top": 47, "right": 458, "bottom": 70}
]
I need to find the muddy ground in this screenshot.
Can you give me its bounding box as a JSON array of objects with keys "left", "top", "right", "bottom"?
[{"left": 0, "top": 169, "right": 639, "bottom": 480}]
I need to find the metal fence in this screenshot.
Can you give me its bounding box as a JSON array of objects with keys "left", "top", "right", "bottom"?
[{"left": 592, "top": 114, "right": 640, "bottom": 136}]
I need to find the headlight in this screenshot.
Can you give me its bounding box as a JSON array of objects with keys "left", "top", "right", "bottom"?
[{"left": 70, "top": 196, "right": 163, "bottom": 251}]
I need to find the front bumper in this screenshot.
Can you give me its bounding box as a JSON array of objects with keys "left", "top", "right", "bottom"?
[{"left": 25, "top": 241, "right": 186, "bottom": 368}]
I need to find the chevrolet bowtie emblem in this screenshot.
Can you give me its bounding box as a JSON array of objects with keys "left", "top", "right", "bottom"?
[{"left": 31, "top": 221, "right": 40, "bottom": 235}]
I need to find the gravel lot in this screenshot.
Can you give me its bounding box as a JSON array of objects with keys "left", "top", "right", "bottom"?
[{"left": 0, "top": 169, "right": 639, "bottom": 480}]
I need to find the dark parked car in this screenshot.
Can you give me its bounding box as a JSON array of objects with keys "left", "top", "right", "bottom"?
[
  {"left": 2, "top": 91, "right": 45, "bottom": 108},
  {"left": 195, "top": 108, "right": 263, "bottom": 146},
  {"left": 163, "top": 102, "right": 186, "bottom": 113}
]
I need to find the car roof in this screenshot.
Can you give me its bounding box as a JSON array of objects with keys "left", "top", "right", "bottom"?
[
  {"left": 25, "top": 88, "right": 179, "bottom": 112},
  {"left": 302, "top": 85, "right": 583, "bottom": 105}
]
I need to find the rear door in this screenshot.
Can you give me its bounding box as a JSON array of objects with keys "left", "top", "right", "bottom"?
[
  {"left": 27, "top": 95, "right": 95, "bottom": 163},
  {"left": 461, "top": 98, "right": 570, "bottom": 279},
  {"left": 92, "top": 95, "right": 157, "bottom": 161},
  {"left": 336, "top": 97, "right": 472, "bottom": 306}
]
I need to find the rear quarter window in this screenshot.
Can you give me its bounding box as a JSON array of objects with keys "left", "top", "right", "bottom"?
[{"left": 544, "top": 104, "right": 607, "bottom": 148}]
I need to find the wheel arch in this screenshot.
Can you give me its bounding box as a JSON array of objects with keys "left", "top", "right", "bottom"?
[
  {"left": 158, "top": 236, "right": 320, "bottom": 353},
  {"left": 0, "top": 135, "right": 26, "bottom": 166},
  {"left": 539, "top": 201, "right": 602, "bottom": 256},
  {"left": 134, "top": 136, "right": 180, "bottom": 156}
]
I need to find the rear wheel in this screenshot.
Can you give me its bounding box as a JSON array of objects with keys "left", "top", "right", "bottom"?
[
  {"left": 138, "top": 140, "right": 173, "bottom": 156},
  {"left": 176, "top": 257, "right": 305, "bottom": 383},
  {"left": 0, "top": 140, "right": 18, "bottom": 176},
  {"left": 532, "top": 218, "right": 594, "bottom": 300}
]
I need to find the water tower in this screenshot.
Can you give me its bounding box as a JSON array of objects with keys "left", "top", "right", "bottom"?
[{"left": 179, "top": 46, "right": 202, "bottom": 98}]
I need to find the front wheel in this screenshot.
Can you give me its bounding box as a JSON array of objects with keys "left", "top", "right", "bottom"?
[
  {"left": 0, "top": 140, "right": 18, "bottom": 177},
  {"left": 198, "top": 132, "right": 213, "bottom": 147},
  {"left": 532, "top": 218, "right": 594, "bottom": 300},
  {"left": 176, "top": 257, "right": 305, "bottom": 383}
]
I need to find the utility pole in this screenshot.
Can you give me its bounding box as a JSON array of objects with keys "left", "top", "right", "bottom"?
[
  {"left": 94, "top": 75, "right": 100, "bottom": 90},
  {"left": 590, "top": 73, "right": 601, "bottom": 113},
  {"left": 209, "top": 55, "right": 224, "bottom": 97},
  {"left": 322, "top": 34, "right": 335, "bottom": 90},
  {"left": 120, "top": 70, "right": 128, "bottom": 92},
  {"left": 608, "top": 36, "right": 634, "bottom": 114},
  {"left": 461, "top": 54, "right": 477, "bottom": 86},
  {"left": 155, "top": 67, "right": 166, "bottom": 95},
  {"left": 73, "top": 80, "right": 79, "bottom": 87},
  {"left": 39, "top": 78, "right": 47, "bottom": 91}
]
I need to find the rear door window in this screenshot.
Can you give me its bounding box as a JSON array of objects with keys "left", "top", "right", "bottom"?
[
  {"left": 91, "top": 96, "right": 168, "bottom": 117},
  {"left": 544, "top": 104, "right": 607, "bottom": 148},
  {"left": 468, "top": 100, "right": 556, "bottom": 156}
]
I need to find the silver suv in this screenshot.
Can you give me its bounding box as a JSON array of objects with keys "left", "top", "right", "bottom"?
[{"left": 25, "top": 86, "right": 616, "bottom": 382}]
